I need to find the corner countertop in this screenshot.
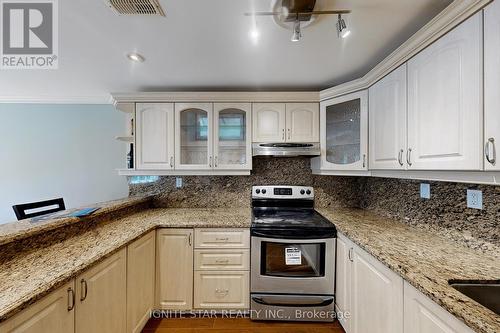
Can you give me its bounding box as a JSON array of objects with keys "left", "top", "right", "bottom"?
[
  {"left": 316, "top": 207, "right": 500, "bottom": 333},
  {"left": 0, "top": 207, "right": 251, "bottom": 323}
]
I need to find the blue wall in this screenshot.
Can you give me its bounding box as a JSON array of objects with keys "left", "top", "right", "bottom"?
[{"left": 0, "top": 104, "right": 129, "bottom": 223}]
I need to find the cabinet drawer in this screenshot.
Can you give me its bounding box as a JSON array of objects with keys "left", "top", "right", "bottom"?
[
  {"left": 194, "top": 249, "right": 250, "bottom": 271},
  {"left": 194, "top": 229, "right": 250, "bottom": 249},
  {"left": 194, "top": 271, "right": 249, "bottom": 309}
]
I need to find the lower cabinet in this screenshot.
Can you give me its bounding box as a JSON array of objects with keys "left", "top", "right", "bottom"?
[
  {"left": 0, "top": 281, "right": 75, "bottom": 333},
  {"left": 75, "top": 248, "right": 127, "bottom": 333},
  {"left": 404, "top": 282, "right": 474, "bottom": 333},
  {"left": 127, "top": 231, "right": 156, "bottom": 333},
  {"left": 156, "top": 229, "right": 194, "bottom": 310}
]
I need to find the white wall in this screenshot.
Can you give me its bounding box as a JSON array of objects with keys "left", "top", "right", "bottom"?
[{"left": 0, "top": 104, "right": 129, "bottom": 223}]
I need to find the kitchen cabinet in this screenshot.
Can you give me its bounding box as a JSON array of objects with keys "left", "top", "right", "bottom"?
[
  {"left": 175, "top": 103, "right": 213, "bottom": 170},
  {"left": 194, "top": 271, "right": 249, "bottom": 309},
  {"left": 252, "top": 103, "right": 286, "bottom": 142},
  {"left": 75, "top": 248, "right": 127, "bottom": 333},
  {"left": 484, "top": 1, "right": 500, "bottom": 171},
  {"left": 337, "top": 232, "right": 403, "bottom": 333},
  {"left": 403, "top": 282, "right": 474, "bottom": 333},
  {"left": 253, "top": 103, "right": 319, "bottom": 143},
  {"left": 320, "top": 91, "right": 368, "bottom": 171},
  {"left": 407, "top": 13, "right": 482, "bottom": 170},
  {"left": 214, "top": 103, "right": 252, "bottom": 170},
  {"left": 127, "top": 231, "right": 156, "bottom": 333},
  {"left": 285, "top": 103, "right": 319, "bottom": 142},
  {"left": 156, "top": 228, "right": 193, "bottom": 310},
  {"left": 369, "top": 64, "right": 407, "bottom": 170},
  {"left": 0, "top": 281, "right": 75, "bottom": 333},
  {"left": 136, "top": 103, "right": 175, "bottom": 170}
]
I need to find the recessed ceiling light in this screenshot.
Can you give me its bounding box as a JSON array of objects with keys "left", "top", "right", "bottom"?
[{"left": 126, "top": 52, "right": 145, "bottom": 62}]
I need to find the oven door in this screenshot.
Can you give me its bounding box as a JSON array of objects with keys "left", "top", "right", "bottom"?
[{"left": 251, "top": 236, "right": 335, "bottom": 294}]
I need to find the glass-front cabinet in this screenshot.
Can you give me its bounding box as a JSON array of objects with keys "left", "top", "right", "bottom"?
[
  {"left": 214, "top": 103, "right": 252, "bottom": 170},
  {"left": 320, "top": 90, "right": 368, "bottom": 170}
]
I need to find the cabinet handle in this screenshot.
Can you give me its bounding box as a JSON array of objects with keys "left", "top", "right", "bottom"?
[
  {"left": 348, "top": 248, "right": 353, "bottom": 262},
  {"left": 67, "top": 287, "right": 75, "bottom": 311},
  {"left": 80, "top": 279, "right": 87, "bottom": 302},
  {"left": 216, "top": 237, "right": 229, "bottom": 241},
  {"left": 209, "top": 156, "right": 212, "bottom": 168},
  {"left": 398, "top": 149, "right": 404, "bottom": 166},
  {"left": 287, "top": 128, "right": 291, "bottom": 140},
  {"left": 215, "top": 288, "right": 229, "bottom": 297},
  {"left": 485, "top": 138, "right": 496, "bottom": 165},
  {"left": 214, "top": 156, "right": 218, "bottom": 168},
  {"left": 362, "top": 154, "right": 366, "bottom": 168},
  {"left": 170, "top": 156, "right": 174, "bottom": 168},
  {"left": 406, "top": 148, "right": 412, "bottom": 166},
  {"left": 188, "top": 233, "right": 192, "bottom": 246},
  {"left": 282, "top": 129, "right": 285, "bottom": 141},
  {"left": 215, "top": 258, "right": 230, "bottom": 264}
]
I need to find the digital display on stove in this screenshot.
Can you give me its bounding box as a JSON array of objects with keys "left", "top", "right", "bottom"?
[{"left": 274, "top": 188, "right": 292, "bottom": 195}]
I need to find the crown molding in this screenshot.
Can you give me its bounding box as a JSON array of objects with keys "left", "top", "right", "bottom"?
[
  {"left": 319, "top": 0, "right": 492, "bottom": 101},
  {"left": 110, "top": 91, "right": 320, "bottom": 105}
]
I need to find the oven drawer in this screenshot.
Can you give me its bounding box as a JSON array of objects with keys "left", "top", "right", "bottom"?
[
  {"left": 195, "top": 249, "right": 250, "bottom": 271},
  {"left": 195, "top": 229, "right": 250, "bottom": 249},
  {"left": 194, "top": 271, "right": 249, "bottom": 309}
]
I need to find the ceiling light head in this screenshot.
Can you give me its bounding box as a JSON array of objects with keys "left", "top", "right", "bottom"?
[
  {"left": 337, "top": 14, "right": 351, "bottom": 39},
  {"left": 126, "top": 52, "right": 145, "bottom": 62},
  {"left": 291, "top": 18, "right": 301, "bottom": 42}
]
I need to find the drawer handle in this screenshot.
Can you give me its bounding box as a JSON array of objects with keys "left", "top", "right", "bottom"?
[
  {"left": 215, "top": 288, "right": 229, "bottom": 297},
  {"left": 216, "top": 237, "right": 229, "bottom": 241},
  {"left": 215, "top": 259, "right": 230, "bottom": 264}
]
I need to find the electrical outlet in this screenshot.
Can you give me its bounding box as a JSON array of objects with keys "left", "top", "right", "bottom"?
[
  {"left": 176, "top": 177, "right": 183, "bottom": 189},
  {"left": 420, "top": 183, "right": 430, "bottom": 199},
  {"left": 467, "top": 189, "right": 482, "bottom": 209}
]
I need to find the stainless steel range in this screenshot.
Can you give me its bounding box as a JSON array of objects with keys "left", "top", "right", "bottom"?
[{"left": 250, "top": 185, "right": 336, "bottom": 322}]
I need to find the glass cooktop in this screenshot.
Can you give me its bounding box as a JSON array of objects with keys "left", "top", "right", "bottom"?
[{"left": 252, "top": 208, "right": 334, "bottom": 229}]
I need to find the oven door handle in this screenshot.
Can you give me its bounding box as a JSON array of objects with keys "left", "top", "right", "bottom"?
[{"left": 251, "top": 295, "right": 334, "bottom": 307}]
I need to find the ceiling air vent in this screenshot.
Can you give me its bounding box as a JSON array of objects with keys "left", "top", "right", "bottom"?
[{"left": 106, "top": 0, "right": 165, "bottom": 16}]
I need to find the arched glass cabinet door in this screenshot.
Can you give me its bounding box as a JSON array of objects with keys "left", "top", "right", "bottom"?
[
  {"left": 175, "top": 103, "right": 213, "bottom": 170},
  {"left": 214, "top": 103, "right": 252, "bottom": 170}
]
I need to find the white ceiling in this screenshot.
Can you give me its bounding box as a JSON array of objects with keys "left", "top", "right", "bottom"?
[{"left": 0, "top": 0, "right": 453, "bottom": 103}]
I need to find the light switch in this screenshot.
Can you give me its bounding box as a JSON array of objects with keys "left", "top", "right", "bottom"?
[
  {"left": 420, "top": 183, "right": 430, "bottom": 199},
  {"left": 176, "top": 177, "right": 183, "bottom": 188},
  {"left": 467, "top": 189, "right": 482, "bottom": 209}
]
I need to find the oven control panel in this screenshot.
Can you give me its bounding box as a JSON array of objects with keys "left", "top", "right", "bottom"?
[{"left": 252, "top": 185, "right": 314, "bottom": 199}]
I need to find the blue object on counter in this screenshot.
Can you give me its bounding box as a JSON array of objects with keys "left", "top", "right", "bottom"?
[{"left": 69, "top": 207, "right": 99, "bottom": 217}]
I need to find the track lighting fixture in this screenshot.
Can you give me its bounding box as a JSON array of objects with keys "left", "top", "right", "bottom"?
[
  {"left": 337, "top": 14, "right": 351, "bottom": 39},
  {"left": 291, "top": 17, "right": 301, "bottom": 42}
]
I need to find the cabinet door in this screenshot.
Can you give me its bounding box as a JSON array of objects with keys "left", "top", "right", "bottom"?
[
  {"left": 484, "top": 1, "right": 500, "bottom": 171},
  {"left": 175, "top": 103, "right": 213, "bottom": 170},
  {"left": 194, "top": 271, "right": 249, "bottom": 309},
  {"left": 127, "top": 231, "right": 156, "bottom": 333},
  {"left": 407, "top": 13, "right": 482, "bottom": 170},
  {"left": 351, "top": 245, "right": 403, "bottom": 333},
  {"left": 214, "top": 103, "right": 252, "bottom": 170},
  {"left": 336, "top": 234, "right": 352, "bottom": 333},
  {"left": 136, "top": 103, "right": 175, "bottom": 170},
  {"left": 285, "top": 103, "right": 319, "bottom": 142},
  {"left": 252, "top": 103, "right": 286, "bottom": 142},
  {"left": 76, "top": 248, "right": 127, "bottom": 333},
  {"left": 0, "top": 281, "right": 75, "bottom": 333},
  {"left": 404, "top": 282, "right": 474, "bottom": 333},
  {"left": 321, "top": 90, "right": 368, "bottom": 170},
  {"left": 156, "top": 229, "right": 193, "bottom": 310},
  {"left": 369, "top": 65, "right": 407, "bottom": 170}
]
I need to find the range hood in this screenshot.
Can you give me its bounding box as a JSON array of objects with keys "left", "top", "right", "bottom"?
[{"left": 252, "top": 143, "right": 320, "bottom": 157}]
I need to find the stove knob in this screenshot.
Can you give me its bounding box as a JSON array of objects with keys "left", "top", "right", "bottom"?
[
  {"left": 306, "top": 189, "right": 311, "bottom": 195},
  {"left": 262, "top": 189, "right": 267, "bottom": 194},
  {"left": 256, "top": 189, "right": 260, "bottom": 194},
  {"left": 300, "top": 189, "right": 305, "bottom": 195}
]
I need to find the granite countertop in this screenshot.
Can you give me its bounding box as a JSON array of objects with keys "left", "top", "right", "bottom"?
[
  {"left": 316, "top": 207, "right": 500, "bottom": 333},
  {"left": 0, "top": 207, "right": 251, "bottom": 323}
]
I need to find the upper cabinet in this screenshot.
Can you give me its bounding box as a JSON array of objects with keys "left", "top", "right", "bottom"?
[
  {"left": 175, "top": 103, "right": 213, "bottom": 170},
  {"left": 136, "top": 103, "right": 175, "bottom": 170},
  {"left": 253, "top": 103, "right": 319, "bottom": 143},
  {"left": 369, "top": 65, "right": 407, "bottom": 170},
  {"left": 214, "top": 103, "right": 252, "bottom": 170},
  {"left": 407, "top": 12, "right": 483, "bottom": 170},
  {"left": 484, "top": 1, "right": 500, "bottom": 171},
  {"left": 319, "top": 90, "right": 368, "bottom": 171}
]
